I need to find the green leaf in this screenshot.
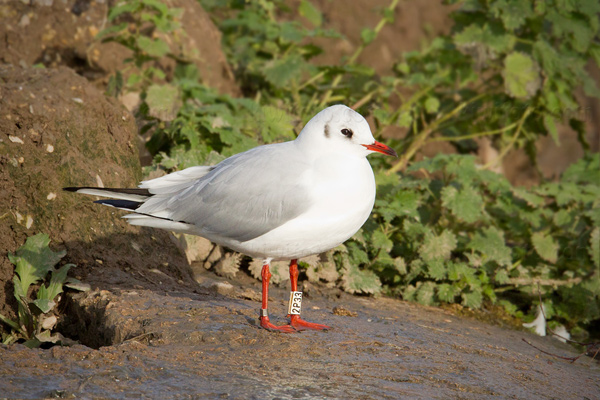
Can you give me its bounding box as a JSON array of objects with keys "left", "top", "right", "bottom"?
[
  {"left": 279, "top": 22, "right": 305, "bottom": 43},
  {"left": 394, "top": 257, "right": 407, "bottom": 275},
  {"left": 415, "top": 281, "right": 436, "bottom": 306},
  {"left": 37, "top": 264, "right": 74, "bottom": 302},
  {"left": 0, "top": 313, "right": 22, "bottom": 333},
  {"left": 590, "top": 227, "right": 600, "bottom": 268},
  {"left": 346, "top": 241, "right": 370, "bottom": 265},
  {"left": 533, "top": 39, "right": 561, "bottom": 77},
  {"left": 64, "top": 277, "right": 91, "bottom": 292},
  {"left": 419, "top": 230, "right": 457, "bottom": 262},
  {"left": 395, "top": 62, "right": 410, "bottom": 75},
  {"left": 263, "top": 55, "right": 305, "bottom": 87},
  {"left": 512, "top": 187, "right": 545, "bottom": 207},
  {"left": 146, "top": 84, "right": 180, "bottom": 121},
  {"left": 437, "top": 283, "right": 460, "bottom": 303},
  {"left": 503, "top": 52, "right": 541, "bottom": 99},
  {"left": 137, "top": 36, "right": 170, "bottom": 58},
  {"left": 361, "top": 28, "right": 376, "bottom": 45},
  {"left": 8, "top": 234, "right": 65, "bottom": 297},
  {"left": 371, "top": 229, "right": 393, "bottom": 253},
  {"left": 306, "top": 260, "right": 339, "bottom": 283},
  {"left": 531, "top": 232, "right": 559, "bottom": 264},
  {"left": 397, "top": 111, "right": 412, "bottom": 128},
  {"left": 494, "top": 269, "right": 510, "bottom": 284},
  {"left": 426, "top": 259, "right": 446, "bottom": 280},
  {"left": 32, "top": 299, "right": 55, "bottom": 314},
  {"left": 468, "top": 227, "right": 512, "bottom": 267},
  {"left": 543, "top": 115, "right": 560, "bottom": 145},
  {"left": 448, "top": 262, "right": 477, "bottom": 285},
  {"left": 424, "top": 97, "right": 440, "bottom": 114},
  {"left": 141, "top": 0, "right": 169, "bottom": 14},
  {"left": 108, "top": 1, "right": 140, "bottom": 21},
  {"left": 590, "top": 45, "right": 600, "bottom": 69},
  {"left": 570, "top": 19, "right": 594, "bottom": 53},
  {"left": 453, "top": 23, "right": 515, "bottom": 54},
  {"left": 553, "top": 209, "right": 573, "bottom": 227},
  {"left": 555, "top": 182, "right": 582, "bottom": 206},
  {"left": 22, "top": 338, "right": 42, "bottom": 349},
  {"left": 95, "top": 22, "right": 129, "bottom": 41},
  {"left": 298, "top": 0, "right": 322, "bottom": 27},
  {"left": 402, "top": 284, "right": 417, "bottom": 302},
  {"left": 394, "top": 191, "right": 421, "bottom": 218},
  {"left": 562, "top": 154, "right": 600, "bottom": 185},
  {"left": 376, "top": 190, "right": 420, "bottom": 222},
  {"left": 383, "top": 7, "right": 395, "bottom": 23},
  {"left": 260, "top": 105, "right": 295, "bottom": 142},
  {"left": 341, "top": 262, "right": 381, "bottom": 294},
  {"left": 490, "top": 0, "right": 533, "bottom": 30},
  {"left": 462, "top": 289, "right": 483, "bottom": 308},
  {"left": 441, "top": 185, "right": 484, "bottom": 223}
]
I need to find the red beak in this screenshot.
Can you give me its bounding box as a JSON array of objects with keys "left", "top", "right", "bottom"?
[{"left": 362, "top": 141, "right": 398, "bottom": 157}]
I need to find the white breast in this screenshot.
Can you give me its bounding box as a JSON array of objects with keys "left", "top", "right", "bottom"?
[{"left": 231, "top": 155, "right": 376, "bottom": 260}]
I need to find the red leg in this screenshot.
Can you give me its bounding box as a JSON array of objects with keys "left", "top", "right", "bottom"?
[
  {"left": 288, "top": 259, "right": 330, "bottom": 331},
  {"left": 259, "top": 261, "right": 294, "bottom": 333}
]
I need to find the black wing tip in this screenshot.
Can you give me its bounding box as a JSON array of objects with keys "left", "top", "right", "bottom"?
[
  {"left": 62, "top": 187, "right": 151, "bottom": 196},
  {"left": 94, "top": 199, "right": 141, "bottom": 211}
]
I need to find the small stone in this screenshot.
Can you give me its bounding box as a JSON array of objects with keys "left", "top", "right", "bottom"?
[
  {"left": 9, "top": 135, "right": 24, "bottom": 144},
  {"left": 210, "top": 281, "right": 235, "bottom": 296},
  {"left": 47, "top": 192, "right": 57, "bottom": 200},
  {"left": 18, "top": 14, "right": 30, "bottom": 27},
  {"left": 41, "top": 315, "right": 57, "bottom": 330},
  {"left": 46, "top": 144, "right": 54, "bottom": 153},
  {"left": 332, "top": 305, "right": 358, "bottom": 317}
]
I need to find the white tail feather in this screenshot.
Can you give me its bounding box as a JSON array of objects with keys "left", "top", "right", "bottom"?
[
  {"left": 74, "top": 188, "right": 148, "bottom": 201},
  {"left": 125, "top": 214, "right": 196, "bottom": 233},
  {"left": 140, "top": 166, "right": 213, "bottom": 193}
]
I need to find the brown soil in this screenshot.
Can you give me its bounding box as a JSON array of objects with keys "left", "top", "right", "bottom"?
[
  {"left": 0, "top": 65, "right": 191, "bottom": 322},
  {"left": 0, "top": 0, "right": 238, "bottom": 96}
]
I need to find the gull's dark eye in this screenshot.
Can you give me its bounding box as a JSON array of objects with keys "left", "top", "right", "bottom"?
[{"left": 341, "top": 128, "right": 353, "bottom": 138}]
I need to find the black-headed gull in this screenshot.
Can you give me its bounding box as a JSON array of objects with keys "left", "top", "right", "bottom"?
[{"left": 65, "top": 104, "right": 397, "bottom": 332}]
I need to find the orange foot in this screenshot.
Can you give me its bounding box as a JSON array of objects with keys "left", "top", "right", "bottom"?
[
  {"left": 290, "top": 315, "right": 331, "bottom": 331},
  {"left": 259, "top": 316, "right": 296, "bottom": 333}
]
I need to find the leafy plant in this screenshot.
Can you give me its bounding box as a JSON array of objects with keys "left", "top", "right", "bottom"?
[
  {"left": 96, "top": 0, "right": 187, "bottom": 96},
  {"left": 339, "top": 153, "right": 599, "bottom": 335},
  {"left": 0, "top": 234, "right": 89, "bottom": 347}
]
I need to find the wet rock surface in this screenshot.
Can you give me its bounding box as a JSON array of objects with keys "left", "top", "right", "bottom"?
[{"left": 1, "top": 267, "right": 598, "bottom": 399}]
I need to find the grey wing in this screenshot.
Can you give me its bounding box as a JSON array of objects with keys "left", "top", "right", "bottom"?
[{"left": 138, "top": 143, "right": 312, "bottom": 242}]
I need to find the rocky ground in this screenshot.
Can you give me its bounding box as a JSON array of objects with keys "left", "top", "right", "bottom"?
[{"left": 1, "top": 266, "right": 599, "bottom": 399}]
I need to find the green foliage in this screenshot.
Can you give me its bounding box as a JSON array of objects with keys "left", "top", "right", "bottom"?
[
  {"left": 97, "top": 0, "right": 185, "bottom": 95},
  {"left": 0, "top": 234, "right": 89, "bottom": 347},
  {"left": 99, "top": 0, "right": 599, "bottom": 336},
  {"left": 342, "top": 153, "right": 599, "bottom": 331}
]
